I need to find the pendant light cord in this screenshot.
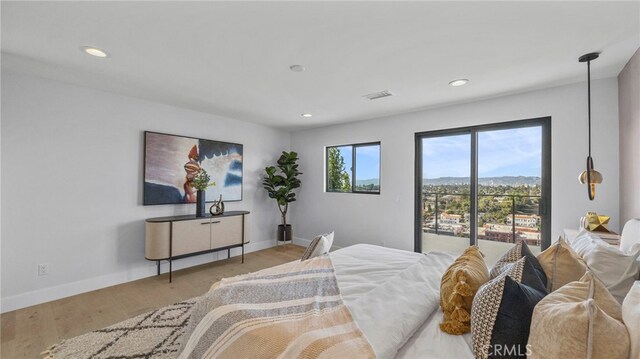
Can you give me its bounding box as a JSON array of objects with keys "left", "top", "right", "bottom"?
[
  {"left": 580, "top": 52, "right": 599, "bottom": 201},
  {"left": 586, "top": 58, "right": 593, "bottom": 200},
  {"left": 587, "top": 60, "right": 592, "bottom": 157}
]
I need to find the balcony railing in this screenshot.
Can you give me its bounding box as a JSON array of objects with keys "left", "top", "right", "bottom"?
[{"left": 422, "top": 192, "right": 541, "bottom": 245}]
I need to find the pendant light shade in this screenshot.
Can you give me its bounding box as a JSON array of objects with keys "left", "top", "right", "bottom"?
[
  {"left": 579, "top": 158, "right": 602, "bottom": 199},
  {"left": 578, "top": 52, "right": 603, "bottom": 201}
]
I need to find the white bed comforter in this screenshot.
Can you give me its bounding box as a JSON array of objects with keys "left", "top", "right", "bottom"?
[{"left": 330, "top": 244, "right": 474, "bottom": 359}]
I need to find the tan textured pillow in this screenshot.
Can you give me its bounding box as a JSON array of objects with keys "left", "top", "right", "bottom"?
[
  {"left": 439, "top": 246, "right": 490, "bottom": 335},
  {"left": 537, "top": 237, "right": 588, "bottom": 291},
  {"left": 622, "top": 281, "right": 640, "bottom": 359},
  {"left": 528, "top": 271, "right": 630, "bottom": 359}
]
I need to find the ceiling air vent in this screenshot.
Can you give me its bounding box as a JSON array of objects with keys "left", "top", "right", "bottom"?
[{"left": 363, "top": 90, "right": 393, "bottom": 100}]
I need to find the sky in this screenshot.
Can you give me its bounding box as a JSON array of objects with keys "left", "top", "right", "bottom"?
[
  {"left": 422, "top": 126, "right": 542, "bottom": 178},
  {"left": 338, "top": 144, "right": 380, "bottom": 180}
]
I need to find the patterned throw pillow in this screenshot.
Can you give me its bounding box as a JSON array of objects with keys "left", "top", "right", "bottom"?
[
  {"left": 439, "top": 246, "right": 490, "bottom": 335},
  {"left": 301, "top": 231, "right": 334, "bottom": 261},
  {"left": 528, "top": 271, "right": 629, "bottom": 359},
  {"left": 536, "top": 237, "right": 587, "bottom": 291},
  {"left": 490, "top": 241, "right": 547, "bottom": 288},
  {"left": 471, "top": 257, "right": 547, "bottom": 359}
]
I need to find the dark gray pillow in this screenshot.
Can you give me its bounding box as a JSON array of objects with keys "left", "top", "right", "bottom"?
[
  {"left": 472, "top": 257, "right": 548, "bottom": 358},
  {"left": 490, "top": 241, "right": 547, "bottom": 288}
]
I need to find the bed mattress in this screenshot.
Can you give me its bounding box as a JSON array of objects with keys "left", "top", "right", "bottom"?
[{"left": 330, "top": 244, "right": 474, "bottom": 359}]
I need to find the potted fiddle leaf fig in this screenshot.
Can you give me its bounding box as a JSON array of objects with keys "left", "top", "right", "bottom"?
[{"left": 263, "top": 151, "right": 302, "bottom": 242}]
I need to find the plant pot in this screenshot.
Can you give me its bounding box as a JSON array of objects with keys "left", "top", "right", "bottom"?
[
  {"left": 196, "top": 190, "right": 206, "bottom": 217},
  {"left": 277, "top": 224, "right": 292, "bottom": 242}
]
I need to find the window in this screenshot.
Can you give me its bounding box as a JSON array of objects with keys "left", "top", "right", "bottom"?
[
  {"left": 326, "top": 142, "right": 380, "bottom": 194},
  {"left": 415, "top": 118, "right": 551, "bottom": 262}
]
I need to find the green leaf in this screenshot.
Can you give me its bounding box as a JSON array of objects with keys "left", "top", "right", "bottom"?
[{"left": 262, "top": 151, "right": 303, "bottom": 216}]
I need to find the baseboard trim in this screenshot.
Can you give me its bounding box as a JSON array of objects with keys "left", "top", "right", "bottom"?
[
  {"left": 293, "top": 236, "right": 312, "bottom": 247},
  {"left": 0, "top": 240, "right": 275, "bottom": 313}
]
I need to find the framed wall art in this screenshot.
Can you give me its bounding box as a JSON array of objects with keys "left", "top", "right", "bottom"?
[{"left": 143, "top": 131, "right": 243, "bottom": 205}]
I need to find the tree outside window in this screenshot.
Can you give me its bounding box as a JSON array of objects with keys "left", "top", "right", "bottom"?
[{"left": 326, "top": 142, "right": 380, "bottom": 194}]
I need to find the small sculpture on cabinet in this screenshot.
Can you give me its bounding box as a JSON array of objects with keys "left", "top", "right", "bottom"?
[{"left": 210, "top": 195, "right": 225, "bottom": 216}]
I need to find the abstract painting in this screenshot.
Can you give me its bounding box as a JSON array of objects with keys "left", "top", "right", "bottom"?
[{"left": 144, "top": 131, "right": 243, "bottom": 205}]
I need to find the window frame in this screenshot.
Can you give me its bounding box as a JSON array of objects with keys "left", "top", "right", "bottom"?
[
  {"left": 414, "top": 117, "right": 552, "bottom": 252},
  {"left": 325, "top": 141, "right": 381, "bottom": 195}
]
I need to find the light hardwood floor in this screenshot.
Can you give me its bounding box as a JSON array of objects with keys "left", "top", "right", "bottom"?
[{"left": 1, "top": 244, "right": 305, "bottom": 358}]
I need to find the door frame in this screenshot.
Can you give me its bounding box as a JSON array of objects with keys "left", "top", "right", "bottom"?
[{"left": 414, "top": 116, "right": 552, "bottom": 253}]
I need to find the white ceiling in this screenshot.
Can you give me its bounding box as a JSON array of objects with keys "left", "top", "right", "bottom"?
[{"left": 2, "top": 2, "right": 639, "bottom": 130}]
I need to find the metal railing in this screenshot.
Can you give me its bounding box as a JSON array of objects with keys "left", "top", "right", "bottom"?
[{"left": 422, "top": 192, "right": 541, "bottom": 243}]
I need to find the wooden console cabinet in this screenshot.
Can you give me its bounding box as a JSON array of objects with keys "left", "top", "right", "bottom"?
[{"left": 145, "top": 211, "right": 249, "bottom": 282}]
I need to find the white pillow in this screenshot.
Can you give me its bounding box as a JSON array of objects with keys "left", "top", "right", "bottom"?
[
  {"left": 569, "top": 228, "right": 608, "bottom": 257},
  {"left": 628, "top": 242, "right": 640, "bottom": 255},
  {"left": 301, "top": 231, "right": 334, "bottom": 261},
  {"left": 582, "top": 243, "right": 640, "bottom": 303},
  {"left": 623, "top": 281, "right": 640, "bottom": 359},
  {"left": 620, "top": 219, "right": 640, "bottom": 254}
]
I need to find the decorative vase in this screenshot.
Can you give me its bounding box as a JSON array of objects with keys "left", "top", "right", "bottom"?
[
  {"left": 196, "top": 190, "right": 206, "bottom": 217},
  {"left": 277, "top": 224, "right": 292, "bottom": 242},
  {"left": 210, "top": 194, "right": 225, "bottom": 216}
]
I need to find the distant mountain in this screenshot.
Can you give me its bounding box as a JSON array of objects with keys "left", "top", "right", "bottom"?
[
  {"left": 423, "top": 176, "right": 540, "bottom": 186},
  {"left": 356, "top": 178, "right": 380, "bottom": 186}
]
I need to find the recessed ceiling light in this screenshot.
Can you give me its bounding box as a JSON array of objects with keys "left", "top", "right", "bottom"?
[
  {"left": 449, "top": 79, "right": 469, "bottom": 87},
  {"left": 289, "top": 65, "right": 305, "bottom": 72},
  {"left": 301, "top": 113, "right": 313, "bottom": 118},
  {"left": 81, "top": 46, "right": 109, "bottom": 58}
]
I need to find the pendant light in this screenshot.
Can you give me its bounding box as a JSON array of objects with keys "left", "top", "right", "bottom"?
[{"left": 577, "top": 52, "right": 603, "bottom": 200}]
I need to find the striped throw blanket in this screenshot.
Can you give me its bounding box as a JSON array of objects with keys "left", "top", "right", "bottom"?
[{"left": 178, "top": 256, "right": 375, "bottom": 359}]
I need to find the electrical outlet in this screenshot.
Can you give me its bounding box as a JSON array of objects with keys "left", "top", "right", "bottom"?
[{"left": 38, "top": 263, "right": 49, "bottom": 276}]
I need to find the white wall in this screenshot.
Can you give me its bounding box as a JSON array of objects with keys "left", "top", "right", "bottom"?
[
  {"left": 1, "top": 70, "right": 289, "bottom": 312},
  {"left": 0, "top": 69, "right": 623, "bottom": 313},
  {"left": 290, "top": 78, "right": 620, "bottom": 251},
  {"left": 618, "top": 48, "right": 640, "bottom": 224}
]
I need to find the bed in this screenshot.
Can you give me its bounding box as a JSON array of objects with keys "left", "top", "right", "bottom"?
[
  {"left": 179, "top": 243, "right": 474, "bottom": 359},
  {"left": 331, "top": 244, "right": 474, "bottom": 359},
  {"left": 43, "top": 238, "right": 637, "bottom": 358},
  {"left": 42, "top": 243, "right": 475, "bottom": 359}
]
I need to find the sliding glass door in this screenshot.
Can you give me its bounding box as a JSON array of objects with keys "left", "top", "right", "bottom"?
[
  {"left": 415, "top": 118, "right": 551, "bottom": 265},
  {"left": 420, "top": 133, "right": 472, "bottom": 255}
]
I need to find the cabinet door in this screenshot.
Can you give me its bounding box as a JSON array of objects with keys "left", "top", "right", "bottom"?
[
  {"left": 145, "top": 221, "right": 171, "bottom": 260},
  {"left": 211, "top": 216, "right": 243, "bottom": 249},
  {"left": 172, "top": 219, "right": 211, "bottom": 256}
]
